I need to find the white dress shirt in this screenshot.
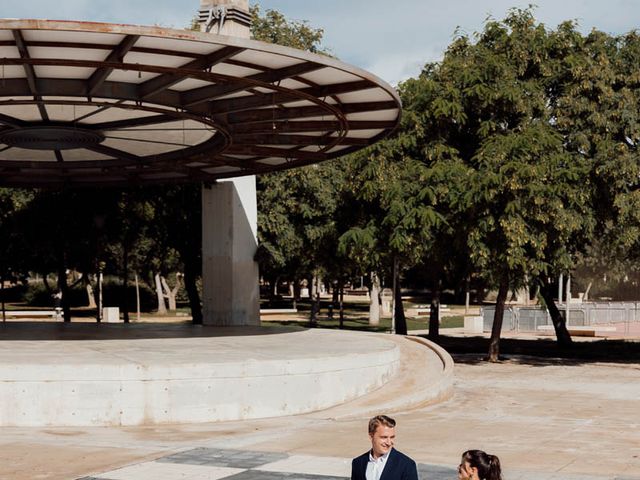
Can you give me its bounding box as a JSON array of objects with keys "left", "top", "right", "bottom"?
[{"left": 366, "top": 450, "right": 391, "bottom": 480}]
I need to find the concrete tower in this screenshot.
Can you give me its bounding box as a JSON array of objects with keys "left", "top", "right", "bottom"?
[{"left": 199, "top": 0, "right": 260, "bottom": 326}]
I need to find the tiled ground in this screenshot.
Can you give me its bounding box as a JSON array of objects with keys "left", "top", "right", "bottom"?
[
  {"left": 77, "top": 447, "right": 460, "bottom": 480},
  {"left": 78, "top": 448, "right": 638, "bottom": 480},
  {"left": 78, "top": 448, "right": 348, "bottom": 480}
]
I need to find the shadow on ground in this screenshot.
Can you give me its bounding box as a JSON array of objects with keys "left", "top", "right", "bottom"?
[
  {"left": 0, "top": 322, "right": 304, "bottom": 341},
  {"left": 427, "top": 334, "right": 640, "bottom": 366}
]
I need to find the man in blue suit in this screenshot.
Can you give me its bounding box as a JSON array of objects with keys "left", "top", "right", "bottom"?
[{"left": 351, "top": 415, "right": 419, "bottom": 480}]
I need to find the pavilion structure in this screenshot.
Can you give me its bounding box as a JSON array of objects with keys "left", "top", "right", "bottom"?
[
  {"left": 0, "top": 2, "right": 431, "bottom": 428},
  {"left": 0, "top": 0, "right": 401, "bottom": 326}
]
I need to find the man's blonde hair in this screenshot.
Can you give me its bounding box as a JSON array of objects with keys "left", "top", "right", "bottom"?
[{"left": 368, "top": 415, "right": 396, "bottom": 435}]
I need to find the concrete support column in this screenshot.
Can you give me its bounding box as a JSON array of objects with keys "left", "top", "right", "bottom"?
[
  {"left": 200, "top": 0, "right": 258, "bottom": 326},
  {"left": 202, "top": 177, "right": 260, "bottom": 326}
]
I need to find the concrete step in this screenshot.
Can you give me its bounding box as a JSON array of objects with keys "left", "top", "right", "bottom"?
[{"left": 308, "top": 335, "right": 453, "bottom": 420}]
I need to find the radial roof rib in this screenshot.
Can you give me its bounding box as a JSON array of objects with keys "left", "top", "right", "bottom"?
[
  {"left": 73, "top": 101, "right": 126, "bottom": 124},
  {"left": 138, "top": 46, "right": 244, "bottom": 100},
  {"left": 232, "top": 133, "right": 368, "bottom": 146},
  {"left": 85, "top": 144, "right": 142, "bottom": 163},
  {"left": 12, "top": 30, "right": 49, "bottom": 122},
  {"left": 88, "top": 35, "right": 140, "bottom": 97},
  {"left": 231, "top": 120, "right": 396, "bottom": 134},
  {"left": 0, "top": 112, "right": 26, "bottom": 129},
  {"left": 104, "top": 135, "right": 190, "bottom": 149},
  {"left": 181, "top": 62, "right": 326, "bottom": 107},
  {"left": 88, "top": 114, "right": 180, "bottom": 132},
  {"left": 226, "top": 101, "right": 397, "bottom": 124},
  {"left": 209, "top": 79, "right": 373, "bottom": 115},
  {"left": 214, "top": 154, "right": 264, "bottom": 166},
  {"left": 224, "top": 145, "right": 325, "bottom": 162}
]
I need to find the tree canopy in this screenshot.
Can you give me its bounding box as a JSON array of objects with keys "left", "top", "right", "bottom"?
[{"left": 1, "top": 7, "right": 639, "bottom": 362}]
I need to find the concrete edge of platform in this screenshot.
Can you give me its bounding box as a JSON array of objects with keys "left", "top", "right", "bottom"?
[
  {"left": 309, "top": 335, "right": 454, "bottom": 420},
  {"left": 386, "top": 335, "right": 455, "bottom": 410},
  {"left": 405, "top": 335, "right": 455, "bottom": 404},
  {"left": 0, "top": 328, "right": 404, "bottom": 427}
]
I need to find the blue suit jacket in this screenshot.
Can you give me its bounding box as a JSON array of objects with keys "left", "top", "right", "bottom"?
[{"left": 351, "top": 448, "right": 419, "bottom": 480}]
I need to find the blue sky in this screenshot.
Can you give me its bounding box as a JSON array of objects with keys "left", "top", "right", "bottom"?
[{"left": 2, "top": 1, "right": 639, "bottom": 85}]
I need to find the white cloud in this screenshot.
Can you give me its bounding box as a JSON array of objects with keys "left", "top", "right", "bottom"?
[
  {"left": 2, "top": 0, "right": 639, "bottom": 85},
  {"left": 1, "top": 0, "right": 194, "bottom": 28},
  {"left": 259, "top": 0, "right": 640, "bottom": 84}
]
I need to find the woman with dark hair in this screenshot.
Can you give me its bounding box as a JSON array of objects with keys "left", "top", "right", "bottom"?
[{"left": 458, "top": 449, "right": 503, "bottom": 480}]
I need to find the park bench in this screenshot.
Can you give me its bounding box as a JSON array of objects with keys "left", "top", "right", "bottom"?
[
  {"left": 260, "top": 308, "right": 298, "bottom": 315},
  {"left": 345, "top": 289, "right": 369, "bottom": 296},
  {"left": 537, "top": 325, "right": 617, "bottom": 337},
  {"left": 411, "top": 305, "right": 451, "bottom": 316},
  {"left": 3, "top": 309, "right": 61, "bottom": 320}
]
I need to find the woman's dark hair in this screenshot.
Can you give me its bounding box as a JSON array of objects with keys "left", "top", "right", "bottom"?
[{"left": 462, "top": 450, "right": 502, "bottom": 480}]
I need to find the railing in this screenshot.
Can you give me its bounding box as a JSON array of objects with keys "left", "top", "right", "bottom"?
[{"left": 481, "top": 302, "right": 640, "bottom": 333}]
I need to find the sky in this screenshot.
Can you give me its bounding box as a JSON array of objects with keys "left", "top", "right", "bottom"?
[{"left": 1, "top": 1, "right": 639, "bottom": 86}]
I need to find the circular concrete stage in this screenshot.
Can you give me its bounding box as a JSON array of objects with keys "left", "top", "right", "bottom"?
[{"left": 0, "top": 324, "right": 413, "bottom": 427}]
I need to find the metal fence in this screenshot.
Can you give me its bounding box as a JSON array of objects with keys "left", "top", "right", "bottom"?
[{"left": 480, "top": 302, "right": 640, "bottom": 333}]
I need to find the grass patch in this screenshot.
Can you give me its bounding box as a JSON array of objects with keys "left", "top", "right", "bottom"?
[
  {"left": 261, "top": 298, "right": 466, "bottom": 332},
  {"left": 262, "top": 314, "right": 464, "bottom": 332},
  {"left": 414, "top": 315, "right": 464, "bottom": 329}
]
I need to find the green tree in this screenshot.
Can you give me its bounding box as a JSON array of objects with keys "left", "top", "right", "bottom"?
[
  {"left": 448, "top": 10, "right": 594, "bottom": 358},
  {"left": 339, "top": 133, "right": 441, "bottom": 335},
  {"left": 394, "top": 65, "right": 472, "bottom": 340},
  {"left": 395, "top": 9, "right": 625, "bottom": 359},
  {"left": 258, "top": 162, "right": 344, "bottom": 324},
  {"left": 251, "top": 3, "right": 346, "bottom": 324},
  {"left": 250, "top": 5, "right": 330, "bottom": 55},
  {"left": 551, "top": 27, "right": 640, "bottom": 306}
]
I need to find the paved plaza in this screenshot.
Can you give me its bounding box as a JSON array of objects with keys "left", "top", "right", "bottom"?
[
  {"left": 75, "top": 446, "right": 636, "bottom": 480},
  {"left": 0, "top": 338, "right": 637, "bottom": 480}
]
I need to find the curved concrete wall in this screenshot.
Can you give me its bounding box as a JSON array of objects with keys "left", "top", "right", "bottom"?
[{"left": 0, "top": 329, "right": 400, "bottom": 426}]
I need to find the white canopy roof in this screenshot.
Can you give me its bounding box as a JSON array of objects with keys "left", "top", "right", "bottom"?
[{"left": 0, "top": 19, "right": 401, "bottom": 186}]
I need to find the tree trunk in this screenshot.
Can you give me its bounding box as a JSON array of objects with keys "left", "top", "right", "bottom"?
[
  {"left": 161, "top": 274, "right": 182, "bottom": 312},
  {"left": 465, "top": 276, "right": 470, "bottom": 314},
  {"left": 68, "top": 272, "right": 84, "bottom": 289},
  {"left": 42, "top": 273, "right": 53, "bottom": 295},
  {"left": 339, "top": 282, "right": 344, "bottom": 329},
  {"left": 584, "top": 281, "right": 593, "bottom": 301},
  {"left": 160, "top": 276, "right": 175, "bottom": 312},
  {"left": 488, "top": 275, "right": 510, "bottom": 362},
  {"left": 292, "top": 279, "right": 300, "bottom": 310},
  {"left": 369, "top": 272, "right": 381, "bottom": 326},
  {"left": 122, "top": 241, "right": 130, "bottom": 323},
  {"left": 309, "top": 275, "right": 320, "bottom": 327},
  {"left": 154, "top": 273, "right": 167, "bottom": 315},
  {"left": 429, "top": 284, "right": 441, "bottom": 341},
  {"left": 328, "top": 281, "right": 339, "bottom": 320},
  {"left": 57, "top": 263, "right": 71, "bottom": 323},
  {"left": 184, "top": 260, "right": 202, "bottom": 324},
  {"left": 97, "top": 271, "right": 103, "bottom": 323},
  {"left": 84, "top": 275, "right": 96, "bottom": 309},
  {"left": 539, "top": 278, "right": 573, "bottom": 347},
  {"left": 394, "top": 265, "right": 407, "bottom": 335},
  {"left": 134, "top": 273, "right": 141, "bottom": 322},
  {"left": 1, "top": 275, "right": 6, "bottom": 323},
  {"left": 308, "top": 276, "right": 314, "bottom": 300}
]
